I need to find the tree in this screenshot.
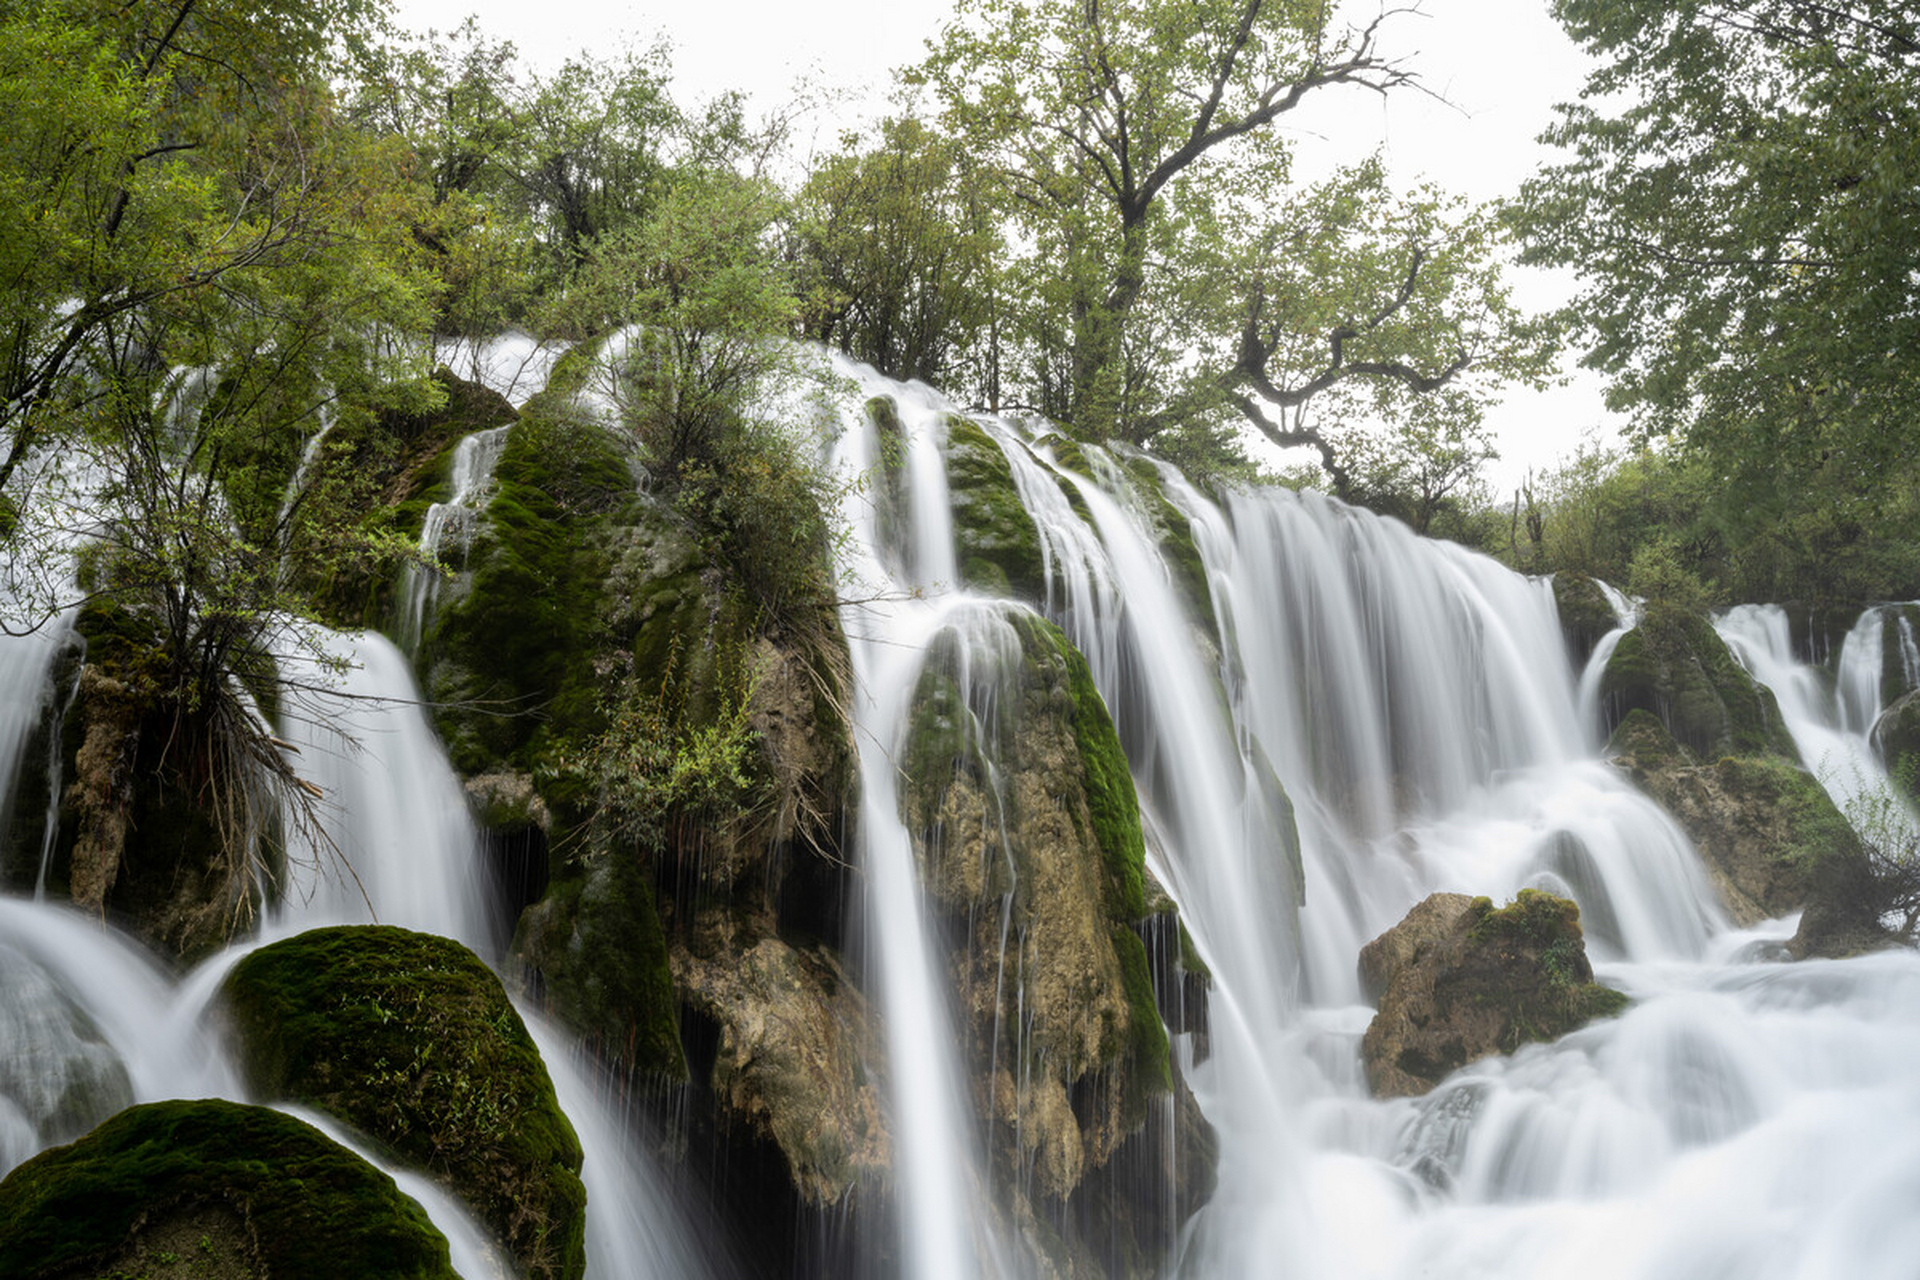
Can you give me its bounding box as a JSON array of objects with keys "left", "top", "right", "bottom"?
[
  {"left": 914, "top": 0, "right": 1546, "bottom": 489},
  {"left": 0, "top": 0, "right": 438, "bottom": 939},
  {"left": 1509, "top": 1, "right": 1920, "bottom": 593},
  {"left": 791, "top": 117, "right": 1001, "bottom": 393}
]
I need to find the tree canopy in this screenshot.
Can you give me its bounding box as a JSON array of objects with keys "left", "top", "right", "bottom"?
[{"left": 1509, "top": 0, "right": 1920, "bottom": 594}]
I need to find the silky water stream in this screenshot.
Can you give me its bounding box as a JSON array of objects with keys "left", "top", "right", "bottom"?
[
  {"left": 2, "top": 345, "right": 1918, "bottom": 1279},
  {"left": 818, "top": 353, "right": 1920, "bottom": 1280}
]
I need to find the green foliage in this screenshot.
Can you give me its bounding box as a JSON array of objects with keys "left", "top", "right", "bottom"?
[
  {"left": 913, "top": 0, "right": 1549, "bottom": 488},
  {"left": 1510, "top": 0, "right": 1920, "bottom": 601},
  {"left": 0, "top": 1099, "right": 456, "bottom": 1280},
  {"left": 562, "top": 637, "right": 766, "bottom": 854},
  {"left": 1111, "top": 925, "right": 1174, "bottom": 1120},
  {"left": 557, "top": 171, "right": 841, "bottom": 628},
  {"left": 223, "top": 926, "right": 586, "bottom": 1280},
  {"left": 793, "top": 117, "right": 1001, "bottom": 391}
]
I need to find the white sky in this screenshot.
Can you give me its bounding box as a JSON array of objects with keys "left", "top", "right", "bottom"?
[{"left": 388, "top": 0, "right": 1619, "bottom": 496}]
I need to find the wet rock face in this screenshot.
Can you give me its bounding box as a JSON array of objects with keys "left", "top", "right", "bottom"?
[
  {"left": 899, "top": 606, "right": 1212, "bottom": 1271},
  {"left": 221, "top": 926, "right": 585, "bottom": 1280},
  {"left": 1360, "top": 890, "right": 1628, "bottom": 1099},
  {"left": 1606, "top": 708, "right": 1884, "bottom": 957},
  {"left": 669, "top": 908, "right": 890, "bottom": 1205},
  {"left": 0, "top": 1099, "right": 457, "bottom": 1280},
  {"left": 1552, "top": 572, "right": 1621, "bottom": 668},
  {"left": 1872, "top": 689, "right": 1920, "bottom": 804}
]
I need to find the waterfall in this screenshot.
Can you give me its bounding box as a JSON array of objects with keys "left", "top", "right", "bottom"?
[
  {"left": 7, "top": 340, "right": 1920, "bottom": 1280},
  {"left": 1716, "top": 604, "right": 1917, "bottom": 844},
  {"left": 828, "top": 359, "right": 1018, "bottom": 1279},
  {"left": 396, "top": 425, "right": 511, "bottom": 655},
  {"left": 815, "top": 351, "right": 1917, "bottom": 1280}
]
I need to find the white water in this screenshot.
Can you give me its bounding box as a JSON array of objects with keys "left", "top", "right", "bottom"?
[
  {"left": 396, "top": 425, "right": 511, "bottom": 654},
  {"left": 1716, "top": 604, "right": 1918, "bottom": 848},
  {"left": 814, "top": 352, "right": 1918, "bottom": 1280},
  {"left": 435, "top": 332, "right": 569, "bottom": 409},
  {"left": 828, "top": 359, "right": 1013, "bottom": 1279},
  {"left": 8, "top": 342, "right": 1920, "bottom": 1280}
]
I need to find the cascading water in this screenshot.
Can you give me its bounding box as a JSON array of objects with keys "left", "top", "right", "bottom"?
[
  {"left": 1716, "top": 603, "right": 1918, "bottom": 846},
  {"left": 827, "top": 360, "right": 1019, "bottom": 1279},
  {"left": 7, "top": 339, "right": 1920, "bottom": 1280},
  {"left": 396, "top": 425, "right": 511, "bottom": 655},
  {"left": 819, "top": 350, "right": 1919, "bottom": 1280}
]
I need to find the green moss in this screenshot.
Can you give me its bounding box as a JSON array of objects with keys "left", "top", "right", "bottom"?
[
  {"left": 1029, "top": 616, "right": 1147, "bottom": 921},
  {"left": 1460, "top": 890, "right": 1629, "bottom": 1049},
  {"left": 1111, "top": 926, "right": 1172, "bottom": 1122},
  {"left": 1553, "top": 572, "right": 1621, "bottom": 660},
  {"left": 512, "top": 856, "right": 687, "bottom": 1082},
  {"left": 1712, "top": 754, "right": 1862, "bottom": 872},
  {"left": 945, "top": 415, "right": 1046, "bottom": 601},
  {"left": 1601, "top": 601, "right": 1795, "bottom": 759},
  {"left": 222, "top": 927, "right": 586, "bottom": 1280},
  {"left": 0, "top": 1099, "right": 456, "bottom": 1280},
  {"left": 426, "top": 402, "right": 634, "bottom": 773}
]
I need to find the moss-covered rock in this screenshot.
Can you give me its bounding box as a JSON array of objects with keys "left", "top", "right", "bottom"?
[
  {"left": 1119, "top": 453, "right": 1214, "bottom": 631},
  {"left": 899, "top": 606, "right": 1204, "bottom": 1226},
  {"left": 1360, "top": 890, "right": 1627, "bottom": 1098},
  {"left": 1608, "top": 708, "right": 1861, "bottom": 935},
  {"left": 423, "top": 397, "right": 636, "bottom": 774},
  {"left": 298, "top": 369, "right": 520, "bottom": 631},
  {"left": 514, "top": 854, "right": 686, "bottom": 1083},
  {"left": 221, "top": 926, "right": 585, "bottom": 1280},
  {"left": 1552, "top": 572, "right": 1622, "bottom": 667},
  {"left": 945, "top": 415, "right": 1046, "bottom": 600},
  {"left": 1598, "top": 601, "right": 1796, "bottom": 760},
  {"left": 0, "top": 1099, "right": 456, "bottom": 1280}
]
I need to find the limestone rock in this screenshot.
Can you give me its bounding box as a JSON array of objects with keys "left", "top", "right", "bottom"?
[
  {"left": 1599, "top": 601, "right": 1795, "bottom": 760},
  {"left": 1552, "top": 572, "right": 1621, "bottom": 667},
  {"left": 669, "top": 909, "right": 889, "bottom": 1205},
  {"left": 1360, "top": 890, "right": 1627, "bottom": 1099}
]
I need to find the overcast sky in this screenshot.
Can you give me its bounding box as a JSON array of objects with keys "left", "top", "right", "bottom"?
[{"left": 388, "top": 0, "right": 1615, "bottom": 495}]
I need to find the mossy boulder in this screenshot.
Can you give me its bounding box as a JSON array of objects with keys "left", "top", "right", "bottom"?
[
  {"left": 899, "top": 606, "right": 1205, "bottom": 1223},
  {"left": 1608, "top": 708, "right": 1866, "bottom": 943},
  {"left": 1119, "top": 453, "right": 1215, "bottom": 632},
  {"left": 945, "top": 415, "right": 1046, "bottom": 600},
  {"left": 668, "top": 907, "right": 889, "bottom": 1204},
  {"left": 1871, "top": 689, "right": 1920, "bottom": 804},
  {"left": 423, "top": 396, "right": 636, "bottom": 774},
  {"left": 221, "top": 927, "right": 585, "bottom": 1280},
  {"left": 0, "top": 1099, "right": 456, "bottom": 1280},
  {"left": 1359, "top": 890, "right": 1627, "bottom": 1098},
  {"left": 1598, "top": 601, "right": 1796, "bottom": 760},
  {"left": 1552, "top": 572, "right": 1621, "bottom": 667}
]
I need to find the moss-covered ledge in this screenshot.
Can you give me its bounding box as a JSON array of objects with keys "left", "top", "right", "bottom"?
[
  {"left": 221, "top": 926, "right": 585, "bottom": 1280},
  {"left": 0, "top": 1099, "right": 457, "bottom": 1280}
]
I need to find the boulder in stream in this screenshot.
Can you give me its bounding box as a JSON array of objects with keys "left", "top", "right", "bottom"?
[
  {"left": 221, "top": 925, "right": 585, "bottom": 1280},
  {"left": 1360, "top": 890, "right": 1628, "bottom": 1099}
]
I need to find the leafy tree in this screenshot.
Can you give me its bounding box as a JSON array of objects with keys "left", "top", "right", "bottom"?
[
  {"left": 914, "top": 0, "right": 1547, "bottom": 490},
  {"left": 0, "top": 0, "right": 438, "bottom": 934},
  {"left": 791, "top": 116, "right": 1001, "bottom": 393},
  {"left": 1510, "top": 0, "right": 1920, "bottom": 597}
]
